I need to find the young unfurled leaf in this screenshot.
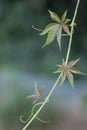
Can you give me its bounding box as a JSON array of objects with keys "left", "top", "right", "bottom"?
[
  {"left": 26, "top": 82, "right": 42, "bottom": 103},
  {"left": 54, "top": 59, "right": 84, "bottom": 88},
  {"left": 40, "top": 10, "right": 70, "bottom": 50}
]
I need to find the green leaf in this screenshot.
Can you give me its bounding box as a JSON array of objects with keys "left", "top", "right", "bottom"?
[
  {"left": 48, "top": 10, "right": 61, "bottom": 23},
  {"left": 39, "top": 10, "right": 70, "bottom": 49}
]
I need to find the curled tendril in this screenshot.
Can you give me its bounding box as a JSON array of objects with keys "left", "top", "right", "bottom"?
[
  {"left": 31, "top": 102, "right": 49, "bottom": 123},
  {"left": 20, "top": 102, "right": 49, "bottom": 124},
  {"left": 20, "top": 115, "right": 32, "bottom": 124}
]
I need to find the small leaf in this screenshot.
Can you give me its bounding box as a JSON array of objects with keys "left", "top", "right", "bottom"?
[
  {"left": 48, "top": 10, "right": 61, "bottom": 23},
  {"left": 37, "top": 10, "right": 70, "bottom": 49},
  {"left": 26, "top": 83, "right": 42, "bottom": 103}
]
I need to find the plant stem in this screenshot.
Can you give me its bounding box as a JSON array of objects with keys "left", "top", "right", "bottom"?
[
  {"left": 65, "top": 0, "right": 80, "bottom": 64},
  {"left": 22, "top": 1, "right": 81, "bottom": 130},
  {"left": 22, "top": 74, "right": 61, "bottom": 130}
]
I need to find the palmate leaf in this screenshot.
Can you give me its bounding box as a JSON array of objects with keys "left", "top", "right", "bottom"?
[
  {"left": 32, "top": 10, "right": 71, "bottom": 50},
  {"left": 54, "top": 58, "right": 85, "bottom": 88},
  {"left": 38, "top": 10, "right": 71, "bottom": 50}
]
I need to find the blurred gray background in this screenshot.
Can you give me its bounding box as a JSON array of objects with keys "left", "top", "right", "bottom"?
[{"left": 0, "top": 0, "right": 87, "bottom": 130}]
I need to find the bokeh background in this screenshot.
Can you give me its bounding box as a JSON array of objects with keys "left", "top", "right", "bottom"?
[{"left": 0, "top": 0, "right": 87, "bottom": 130}]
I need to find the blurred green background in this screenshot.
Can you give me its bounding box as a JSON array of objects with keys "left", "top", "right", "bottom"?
[{"left": 0, "top": 0, "right": 87, "bottom": 130}]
